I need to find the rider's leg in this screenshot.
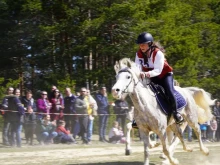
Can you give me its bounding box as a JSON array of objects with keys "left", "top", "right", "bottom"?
[{"left": 160, "top": 73, "right": 184, "bottom": 124}]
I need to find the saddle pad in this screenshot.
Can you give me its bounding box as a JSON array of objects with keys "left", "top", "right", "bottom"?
[{"left": 155, "top": 90, "right": 187, "bottom": 115}]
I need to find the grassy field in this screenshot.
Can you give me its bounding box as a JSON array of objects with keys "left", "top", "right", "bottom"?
[{"left": 0, "top": 134, "right": 220, "bottom": 165}]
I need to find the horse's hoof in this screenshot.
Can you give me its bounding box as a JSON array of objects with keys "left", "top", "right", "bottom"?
[
  {"left": 125, "top": 149, "right": 131, "bottom": 155},
  {"left": 184, "top": 147, "right": 193, "bottom": 152},
  {"left": 201, "top": 147, "right": 209, "bottom": 156}
]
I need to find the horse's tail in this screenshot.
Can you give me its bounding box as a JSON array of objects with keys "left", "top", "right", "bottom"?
[{"left": 185, "top": 87, "right": 216, "bottom": 124}]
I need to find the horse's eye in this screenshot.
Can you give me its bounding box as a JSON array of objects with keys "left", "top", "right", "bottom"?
[{"left": 127, "top": 76, "right": 131, "bottom": 79}]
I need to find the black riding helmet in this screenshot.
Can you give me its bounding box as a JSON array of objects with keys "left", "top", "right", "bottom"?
[{"left": 136, "top": 32, "right": 153, "bottom": 44}]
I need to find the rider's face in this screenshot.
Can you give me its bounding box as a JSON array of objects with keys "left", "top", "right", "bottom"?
[{"left": 139, "top": 43, "right": 149, "bottom": 52}]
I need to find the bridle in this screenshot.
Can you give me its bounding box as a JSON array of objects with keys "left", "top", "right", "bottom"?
[{"left": 117, "top": 69, "right": 140, "bottom": 94}]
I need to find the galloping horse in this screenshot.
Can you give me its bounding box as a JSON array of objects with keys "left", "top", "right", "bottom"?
[{"left": 112, "top": 58, "right": 215, "bottom": 165}]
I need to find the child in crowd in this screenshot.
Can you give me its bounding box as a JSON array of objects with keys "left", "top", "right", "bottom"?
[
  {"left": 200, "top": 122, "right": 208, "bottom": 142},
  {"left": 24, "top": 106, "right": 37, "bottom": 145},
  {"left": 55, "top": 120, "right": 76, "bottom": 144},
  {"left": 210, "top": 116, "right": 218, "bottom": 142},
  {"left": 108, "top": 121, "right": 126, "bottom": 144}
]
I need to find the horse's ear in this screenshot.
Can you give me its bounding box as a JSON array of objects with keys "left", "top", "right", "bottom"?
[
  {"left": 114, "top": 61, "right": 120, "bottom": 74},
  {"left": 127, "top": 59, "right": 132, "bottom": 68}
]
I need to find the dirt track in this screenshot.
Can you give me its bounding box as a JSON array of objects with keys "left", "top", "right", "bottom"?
[{"left": 0, "top": 139, "right": 220, "bottom": 165}]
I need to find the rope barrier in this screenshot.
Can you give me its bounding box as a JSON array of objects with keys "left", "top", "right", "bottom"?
[{"left": 0, "top": 109, "right": 128, "bottom": 116}]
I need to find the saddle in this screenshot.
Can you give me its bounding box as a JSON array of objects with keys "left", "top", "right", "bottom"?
[{"left": 149, "top": 82, "right": 186, "bottom": 115}]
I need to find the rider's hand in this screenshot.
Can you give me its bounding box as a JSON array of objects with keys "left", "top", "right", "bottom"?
[{"left": 140, "top": 72, "right": 150, "bottom": 79}]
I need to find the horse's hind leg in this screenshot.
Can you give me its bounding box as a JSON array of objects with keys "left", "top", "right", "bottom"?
[
  {"left": 188, "top": 121, "right": 209, "bottom": 155},
  {"left": 158, "top": 130, "right": 179, "bottom": 165},
  {"left": 169, "top": 122, "right": 193, "bottom": 154}
]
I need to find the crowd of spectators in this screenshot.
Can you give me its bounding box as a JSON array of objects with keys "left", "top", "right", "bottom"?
[{"left": 0, "top": 86, "right": 128, "bottom": 147}]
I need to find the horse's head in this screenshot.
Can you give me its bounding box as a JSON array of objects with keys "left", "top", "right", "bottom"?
[{"left": 112, "top": 58, "right": 142, "bottom": 99}]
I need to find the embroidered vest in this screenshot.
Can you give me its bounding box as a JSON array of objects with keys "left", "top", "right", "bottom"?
[{"left": 137, "top": 48, "right": 173, "bottom": 78}]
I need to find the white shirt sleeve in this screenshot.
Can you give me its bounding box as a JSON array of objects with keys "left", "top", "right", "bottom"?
[{"left": 148, "top": 51, "right": 165, "bottom": 77}]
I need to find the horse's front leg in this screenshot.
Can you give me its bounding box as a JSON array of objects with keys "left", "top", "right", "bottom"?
[
  {"left": 141, "top": 131, "right": 150, "bottom": 165},
  {"left": 125, "top": 122, "right": 132, "bottom": 155}
]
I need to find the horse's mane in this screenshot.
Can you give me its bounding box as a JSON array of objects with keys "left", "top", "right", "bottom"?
[{"left": 114, "top": 58, "right": 139, "bottom": 74}]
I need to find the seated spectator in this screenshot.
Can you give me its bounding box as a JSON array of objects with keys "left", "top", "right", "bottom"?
[
  {"left": 35, "top": 115, "right": 57, "bottom": 145},
  {"left": 55, "top": 120, "right": 76, "bottom": 144},
  {"left": 24, "top": 106, "right": 37, "bottom": 145},
  {"left": 108, "top": 121, "right": 126, "bottom": 144}
]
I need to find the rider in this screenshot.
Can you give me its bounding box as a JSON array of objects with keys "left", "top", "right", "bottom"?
[{"left": 135, "top": 32, "right": 184, "bottom": 124}]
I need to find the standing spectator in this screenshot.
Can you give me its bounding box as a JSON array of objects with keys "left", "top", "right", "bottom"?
[
  {"left": 63, "top": 88, "right": 78, "bottom": 137},
  {"left": 113, "top": 98, "right": 129, "bottom": 134},
  {"left": 24, "top": 106, "right": 37, "bottom": 145},
  {"left": 7, "top": 93, "right": 25, "bottom": 147},
  {"left": 200, "top": 123, "right": 208, "bottom": 142},
  {"left": 36, "top": 91, "right": 51, "bottom": 119},
  {"left": 35, "top": 114, "right": 57, "bottom": 145},
  {"left": 86, "top": 89, "right": 98, "bottom": 143},
  {"left": 95, "top": 87, "right": 110, "bottom": 142},
  {"left": 55, "top": 120, "right": 76, "bottom": 144},
  {"left": 184, "top": 125, "right": 192, "bottom": 142},
  {"left": 213, "top": 101, "right": 220, "bottom": 141},
  {"left": 210, "top": 116, "right": 218, "bottom": 142},
  {"left": 21, "top": 90, "right": 37, "bottom": 142},
  {"left": 1, "top": 87, "right": 14, "bottom": 146},
  {"left": 21, "top": 90, "right": 37, "bottom": 112},
  {"left": 48, "top": 85, "right": 57, "bottom": 100},
  {"left": 75, "top": 87, "right": 89, "bottom": 144},
  {"left": 49, "top": 89, "right": 64, "bottom": 122}
]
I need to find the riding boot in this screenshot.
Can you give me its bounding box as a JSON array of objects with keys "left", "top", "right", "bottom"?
[
  {"left": 132, "top": 120, "right": 138, "bottom": 129},
  {"left": 173, "top": 111, "right": 184, "bottom": 124}
]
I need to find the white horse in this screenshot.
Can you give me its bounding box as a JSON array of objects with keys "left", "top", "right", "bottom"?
[{"left": 112, "top": 58, "right": 215, "bottom": 165}]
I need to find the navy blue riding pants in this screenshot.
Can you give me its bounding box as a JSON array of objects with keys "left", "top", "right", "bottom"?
[{"left": 151, "top": 73, "right": 177, "bottom": 113}]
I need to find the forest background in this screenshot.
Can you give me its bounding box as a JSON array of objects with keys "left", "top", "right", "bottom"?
[{"left": 0, "top": 0, "right": 219, "bottom": 130}]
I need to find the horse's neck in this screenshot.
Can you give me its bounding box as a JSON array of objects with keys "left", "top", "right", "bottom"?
[{"left": 129, "top": 83, "right": 158, "bottom": 117}]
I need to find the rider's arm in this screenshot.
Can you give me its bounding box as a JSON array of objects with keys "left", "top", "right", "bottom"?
[{"left": 148, "top": 50, "right": 165, "bottom": 77}]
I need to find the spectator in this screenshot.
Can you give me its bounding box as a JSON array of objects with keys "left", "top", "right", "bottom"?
[
  {"left": 36, "top": 91, "right": 51, "bottom": 119},
  {"left": 95, "top": 86, "right": 110, "bottom": 142},
  {"left": 63, "top": 88, "right": 78, "bottom": 137},
  {"left": 86, "top": 89, "right": 98, "bottom": 143},
  {"left": 213, "top": 101, "right": 220, "bottom": 141},
  {"left": 35, "top": 114, "right": 57, "bottom": 145},
  {"left": 48, "top": 85, "right": 57, "bottom": 100},
  {"left": 184, "top": 125, "right": 192, "bottom": 142},
  {"left": 49, "top": 89, "right": 64, "bottom": 122},
  {"left": 108, "top": 121, "right": 126, "bottom": 144},
  {"left": 21, "top": 90, "right": 37, "bottom": 112},
  {"left": 24, "top": 106, "right": 37, "bottom": 145},
  {"left": 75, "top": 87, "right": 89, "bottom": 144},
  {"left": 1, "top": 87, "right": 14, "bottom": 146},
  {"left": 200, "top": 123, "right": 208, "bottom": 142},
  {"left": 55, "top": 120, "right": 76, "bottom": 144},
  {"left": 113, "top": 98, "right": 129, "bottom": 134},
  {"left": 7, "top": 92, "right": 25, "bottom": 147},
  {"left": 210, "top": 116, "right": 218, "bottom": 142}
]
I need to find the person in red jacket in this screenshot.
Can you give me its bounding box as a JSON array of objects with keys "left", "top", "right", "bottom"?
[
  {"left": 135, "top": 32, "right": 183, "bottom": 124},
  {"left": 55, "top": 120, "right": 76, "bottom": 144}
]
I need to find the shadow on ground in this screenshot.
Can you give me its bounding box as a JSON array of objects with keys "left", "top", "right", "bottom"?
[{"left": 68, "top": 162, "right": 155, "bottom": 165}]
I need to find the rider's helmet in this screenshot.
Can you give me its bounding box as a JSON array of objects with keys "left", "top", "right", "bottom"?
[{"left": 136, "top": 32, "right": 153, "bottom": 44}]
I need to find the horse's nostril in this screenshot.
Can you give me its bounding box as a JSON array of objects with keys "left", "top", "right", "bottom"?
[{"left": 116, "top": 89, "right": 120, "bottom": 92}]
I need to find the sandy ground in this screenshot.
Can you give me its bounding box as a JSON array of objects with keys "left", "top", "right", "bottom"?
[{"left": 0, "top": 137, "right": 220, "bottom": 165}]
